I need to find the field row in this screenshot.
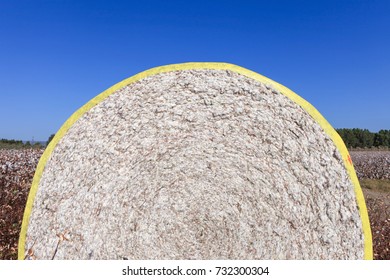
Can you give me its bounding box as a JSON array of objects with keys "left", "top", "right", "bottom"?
[{"left": 350, "top": 151, "right": 390, "bottom": 180}]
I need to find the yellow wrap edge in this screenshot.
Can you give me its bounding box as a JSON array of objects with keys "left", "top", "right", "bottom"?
[{"left": 18, "top": 62, "right": 373, "bottom": 260}]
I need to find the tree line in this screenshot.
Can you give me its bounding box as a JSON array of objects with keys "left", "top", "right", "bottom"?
[
  {"left": 336, "top": 129, "right": 390, "bottom": 149},
  {"left": 1, "top": 130, "right": 389, "bottom": 150},
  {"left": 0, "top": 138, "right": 43, "bottom": 149}
]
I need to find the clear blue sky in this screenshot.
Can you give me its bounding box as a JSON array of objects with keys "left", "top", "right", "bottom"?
[{"left": 0, "top": 0, "right": 389, "bottom": 141}]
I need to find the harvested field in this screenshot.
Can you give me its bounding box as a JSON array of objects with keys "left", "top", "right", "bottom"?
[
  {"left": 350, "top": 151, "right": 390, "bottom": 180},
  {"left": 361, "top": 188, "right": 390, "bottom": 260},
  {"left": 352, "top": 151, "right": 390, "bottom": 260},
  {"left": 0, "top": 148, "right": 389, "bottom": 259},
  {"left": 0, "top": 149, "right": 44, "bottom": 259}
]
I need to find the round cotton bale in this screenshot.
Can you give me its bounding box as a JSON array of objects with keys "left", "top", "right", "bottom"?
[{"left": 19, "top": 63, "right": 372, "bottom": 260}]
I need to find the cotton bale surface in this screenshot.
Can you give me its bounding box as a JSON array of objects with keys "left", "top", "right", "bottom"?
[{"left": 19, "top": 63, "right": 372, "bottom": 260}]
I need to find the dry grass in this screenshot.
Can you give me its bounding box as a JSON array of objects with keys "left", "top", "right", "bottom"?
[{"left": 360, "top": 179, "right": 390, "bottom": 193}]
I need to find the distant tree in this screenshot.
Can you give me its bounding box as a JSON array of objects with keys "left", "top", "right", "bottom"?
[
  {"left": 46, "top": 134, "right": 55, "bottom": 146},
  {"left": 374, "top": 130, "right": 390, "bottom": 147},
  {"left": 25, "top": 141, "right": 31, "bottom": 147},
  {"left": 337, "top": 128, "right": 358, "bottom": 148},
  {"left": 0, "top": 138, "right": 22, "bottom": 145},
  {"left": 0, "top": 138, "right": 27, "bottom": 148},
  {"left": 337, "top": 128, "right": 390, "bottom": 149},
  {"left": 33, "top": 142, "right": 42, "bottom": 148},
  {"left": 353, "top": 128, "right": 375, "bottom": 148}
]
